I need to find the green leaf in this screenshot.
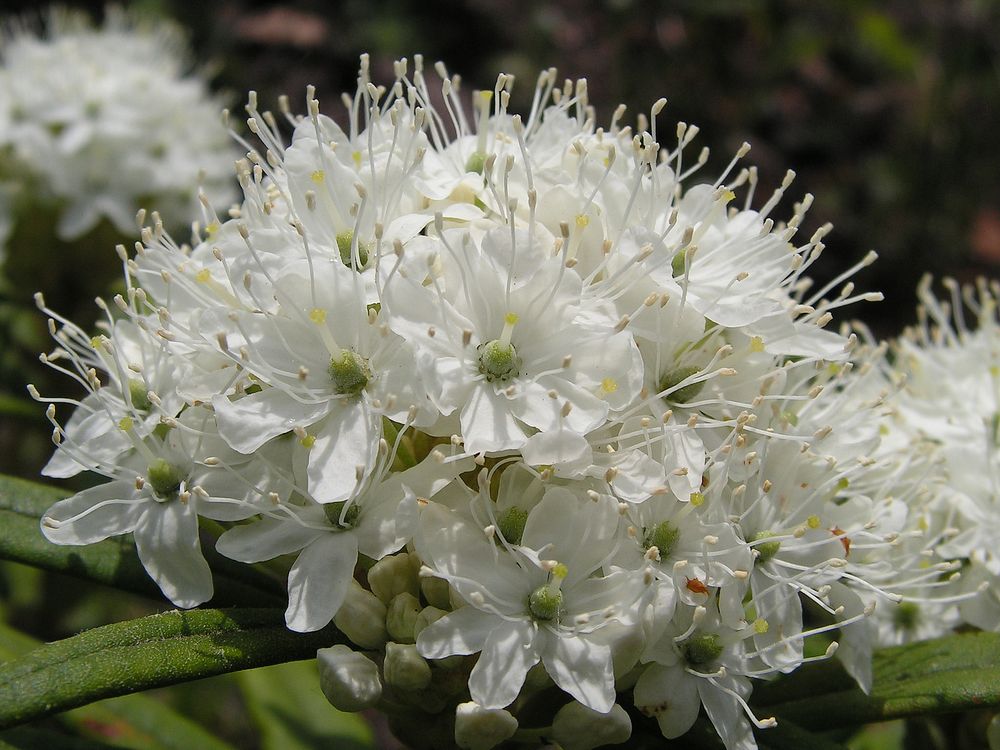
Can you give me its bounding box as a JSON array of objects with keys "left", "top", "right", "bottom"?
[
  {"left": 0, "top": 474, "right": 286, "bottom": 607},
  {"left": 0, "top": 619, "right": 235, "bottom": 750},
  {"left": 237, "top": 661, "right": 374, "bottom": 750},
  {"left": 755, "top": 632, "right": 1000, "bottom": 730},
  {"left": 0, "top": 608, "right": 346, "bottom": 730}
]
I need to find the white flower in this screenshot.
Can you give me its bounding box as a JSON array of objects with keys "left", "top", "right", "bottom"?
[
  {"left": 635, "top": 603, "right": 775, "bottom": 750},
  {"left": 216, "top": 452, "right": 467, "bottom": 631},
  {"left": 0, "top": 7, "right": 235, "bottom": 239},
  {"left": 31, "top": 54, "right": 915, "bottom": 750},
  {"left": 415, "top": 486, "right": 649, "bottom": 712},
  {"left": 32, "top": 306, "right": 197, "bottom": 480},
  {"left": 40, "top": 406, "right": 263, "bottom": 607},
  {"left": 208, "top": 259, "right": 431, "bottom": 502},
  {"left": 384, "top": 225, "right": 644, "bottom": 453}
]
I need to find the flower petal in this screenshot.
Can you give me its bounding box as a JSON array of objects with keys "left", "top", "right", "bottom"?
[
  {"left": 306, "top": 403, "right": 379, "bottom": 503},
  {"left": 285, "top": 533, "right": 359, "bottom": 632},
  {"left": 216, "top": 515, "right": 324, "bottom": 563},
  {"left": 541, "top": 630, "right": 615, "bottom": 713},
  {"left": 213, "top": 389, "right": 329, "bottom": 454},
  {"left": 469, "top": 619, "right": 539, "bottom": 709},
  {"left": 133, "top": 499, "right": 212, "bottom": 608},
  {"left": 416, "top": 605, "right": 499, "bottom": 659},
  {"left": 41, "top": 482, "right": 144, "bottom": 545}
]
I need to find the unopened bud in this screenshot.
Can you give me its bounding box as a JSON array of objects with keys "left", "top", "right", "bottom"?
[
  {"left": 420, "top": 575, "right": 453, "bottom": 610},
  {"left": 383, "top": 642, "right": 432, "bottom": 691},
  {"left": 454, "top": 701, "right": 518, "bottom": 750},
  {"left": 386, "top": 592, "right": 422, "bottom": 642},
  {"left": 413, "top": 605, "right": 448, "bottom": 640},
  {"left": 333, "top": 579, "right": 388, "bottom": 649},
  {"left": 316, "top": 645, "right": 382, "bottom": 712},
  {"left": 552, "top": 701, "right": 632, "bottom": 750},
  {"left": 368, "top": 552, "right": 421, "bottom": 604}
]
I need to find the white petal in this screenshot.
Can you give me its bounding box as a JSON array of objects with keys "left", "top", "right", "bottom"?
[
  {"left": 751, "top": 574, "right": 803, "bottom": 672},
  {"left": 633, "top": 664, "right": 700, "bottom": 739},
  {"left": 213, "top": 389, "right": 329, "bottom": 454},
  {"left": 698, "top": 677, "right": 757, "bottom": 750},
  {"left": 306, "top": 403, "right": 379, "bottom": 503},
  {"left": 416, "top": 606, "right": 499, "bottom": 658},
  {"left": 354, "top": 492, "right": 408, "bottom": 560},
  {"left": 541, "top": 631, "right": 615, "bottom": 713},
  {"left": 416, "top": 502, "right": 529, "bottom": 606},
  {"left": 41, "top": 482, "right": 144, "bottom": 545},
  {"left": 133, "top": 500, "right": 213, "bottom": 608},
  {"left": 521, "top": 488, "right": 619, "bottom": 584},
  {"left": 216, "top": 516, "right": 324, "bottom": 563},
  {"left": 42, "top": 410, "right": 125, "bottom": 478},
  {"left": 827, "top": 582, "right": 873, "bottom": 693},
  {"left": 461, "top": 386, "right": 528, "bottom": 453},
  {"left": 286, "top": 534, "right": 359, "bottom": 632},
  {"left": 469, "top": 619, "right": 539, "bottom": 709},
  {"left": 521, "top": 428, "right": 591, "bottom": 473}
]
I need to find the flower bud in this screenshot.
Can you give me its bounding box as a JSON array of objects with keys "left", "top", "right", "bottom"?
[
  {"left": 413, "top": 605, "right": 448, "bottom": 640},
  {"left": 383, "top": 642, "right": 432, "bottom": 691},
  {"left": 420, "top": 574, "right": 453, "bottom": 610},
  {"left": 316, "top": 645, "right": 382, "bottom": 712},
  {"left": 386, "top": 592, "right": 422, "bottom": 643},
  {"left": 368, "top": 552, "right": 421, "bottom": 604},
  {"left": 333, "top": 579, "right": 388, "bottom": 649},
  {"left": 552, "top": 701, "right": 632, "bottom": 750},
  {"left": 454, "top": 701, "right": 518, "bottom": 750}
]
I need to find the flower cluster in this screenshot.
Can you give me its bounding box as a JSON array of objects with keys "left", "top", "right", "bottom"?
[
  {"left": 869, "top": 277, "right": 1000, "bottom": 639},
  {"left": 33, "top": 56, "right": 986, "bottom": 750},
  {"left": 0, "top": 7, "right": 235, "bottom": 253}
]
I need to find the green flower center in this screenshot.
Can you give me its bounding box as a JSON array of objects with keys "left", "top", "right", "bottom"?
[
  {"left": 323, "top": 501, "right": 361, "bottom": 529},
  {"left": 497, "top": 507, "right": 529, "bottom": 545},
  {"left": 478, "top": 340, "right": 521, "bottom": 383},
  {"left": 465, "top": 151, "right": 487, "bottom": 174},
  {"left": 658, "top": 366, "right": 704, "bottom": 404},
  {"left": 681, "top": 632, "right": 723, "bottom": 666},
  {"left": 753, "top": 531, "right": 782, "bottom": 565},
  {"left": 328, "top": 349, "right": 371, "bottom": 396},
  {"left": 528, "top": 585, "right": 564, "bottom": 622},
  {"left": 147, "top": 458, "right": 184, "bottom": 499},
  {"left": 128, "top": 379, "right": 152, "bottom": 412},
  {"left": 643, "top": 521, "right": 681, "bottom": 559}
]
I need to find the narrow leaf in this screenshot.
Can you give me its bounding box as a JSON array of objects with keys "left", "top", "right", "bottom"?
[
  {"left": 0, "top": 608, "right": 345, "bottom": 730},
  {"left": 0, "top": 474, "right": 285, "bottom": 607},
  {"left": 754, "top": 632, "right": 1000, "bottom": 729},
  {"left": 0, "top": 620, "right": 234, "bottom": 750}
]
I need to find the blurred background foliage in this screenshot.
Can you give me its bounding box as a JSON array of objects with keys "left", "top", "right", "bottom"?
[{"left": 1, "top": 1, "right": 998, "bottom": 748}]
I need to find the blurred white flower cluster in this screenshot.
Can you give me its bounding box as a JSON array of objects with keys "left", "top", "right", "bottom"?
[
  {"left": 0, "top": 7, "right": 235, "bottom": 253},
  {"left": 32, "top": 56, "right": 995, "bottom": 750}
]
